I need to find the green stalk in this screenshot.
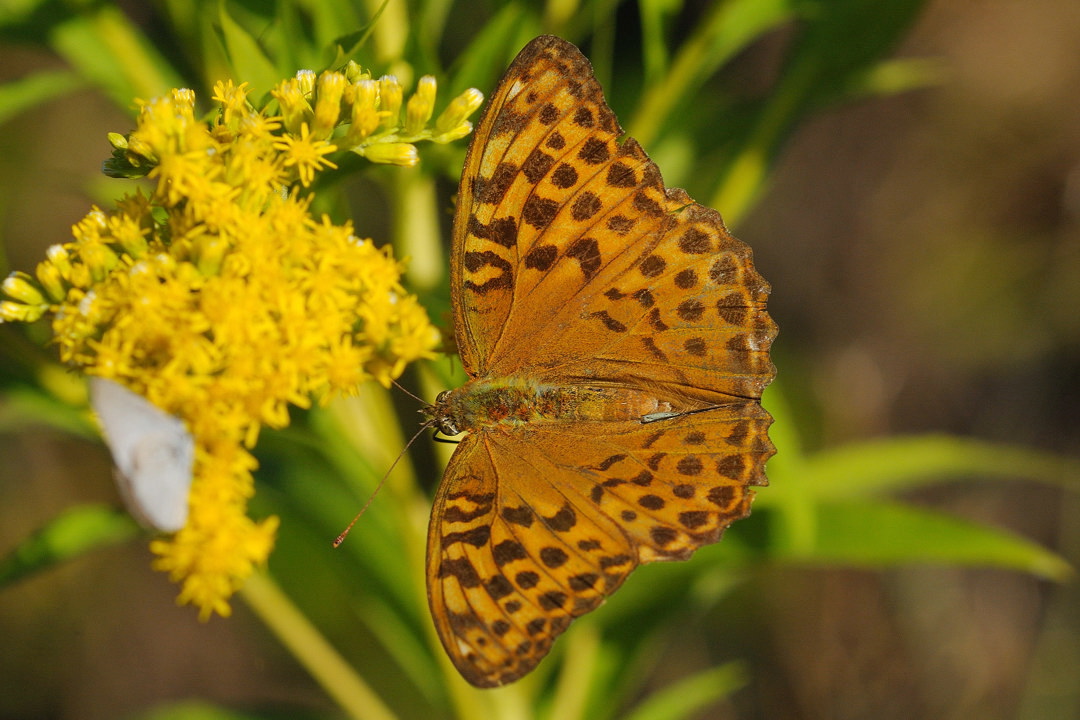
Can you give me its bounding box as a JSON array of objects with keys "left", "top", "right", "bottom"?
[{"left": 242, "top": 571, "right": 399, "bottom": 720}]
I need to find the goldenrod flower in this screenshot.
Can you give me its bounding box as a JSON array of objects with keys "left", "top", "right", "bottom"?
[
  {"left": 3, "top": 65, "right": 481, "bottom": 619},
  {"left": 275, "top": 123, "right": 338, "bottom": 186}
]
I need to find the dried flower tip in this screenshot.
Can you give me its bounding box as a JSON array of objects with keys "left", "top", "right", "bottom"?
[
  {"left": 172, "top": 88, "right": 196, "bottom": 108},
  {"left": 46, "top": 244, "right": 72, "bottom": 279},
  {"left": 347, "top": 78, "right": 379, "bottom": 111}
]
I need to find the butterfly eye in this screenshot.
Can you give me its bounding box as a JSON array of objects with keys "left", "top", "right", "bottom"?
[
  {"left": 436, "top": 417, "right": 460, "bottom": 436},
  {"left": 436, "top": 390, "right": 450, "bottom": 402}
]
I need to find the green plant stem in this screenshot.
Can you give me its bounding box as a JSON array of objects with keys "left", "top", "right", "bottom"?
[
  {"left": 626, "top": 0, "right": 791, "bottom": 151},
  {"left": 547, "top": 622, "right": 600, "bottom": 720},
  {"left": 241, "top": 571, "right": 399, "bottom": 720},
  {"left": 394, "top": 169, "right": 445, "bottom": 292},
  {"left": 364, "top": 0, "right": 409, "bottom": 66}
]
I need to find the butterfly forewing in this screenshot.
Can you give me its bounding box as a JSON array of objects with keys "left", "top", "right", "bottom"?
[
  {"left": 451, "top": 36, "right": 665, "bottom": 377},
  {"left": 452, "top": 36, "right": 774, "bottom": 400},
  {"left": 432, "top": 35, "right": 777, "bottom": 688}
]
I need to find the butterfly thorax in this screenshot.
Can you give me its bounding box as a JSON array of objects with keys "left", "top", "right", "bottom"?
[{"left": 429, "top": 377, "right": 676, "bottom": 436}]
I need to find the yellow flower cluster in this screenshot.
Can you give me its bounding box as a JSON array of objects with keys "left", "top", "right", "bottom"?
[{"left": 1, "top": 70, "right": 480, "bottom": 618}]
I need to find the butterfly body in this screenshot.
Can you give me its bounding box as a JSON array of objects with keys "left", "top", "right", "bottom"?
[
  {"left": 430, "top": 378, "right": 683, "bottom": 435},
  {"left": 427, "top": 35, "right": 776, "bottom": 687}
]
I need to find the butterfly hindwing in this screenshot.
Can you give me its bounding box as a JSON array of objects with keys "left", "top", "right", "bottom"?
[
  {"left": 428, "top": 432, "right": 635, "bottom": 687},
  {"left": 427, "top": 400, "right": 772, "bottom": 687}
]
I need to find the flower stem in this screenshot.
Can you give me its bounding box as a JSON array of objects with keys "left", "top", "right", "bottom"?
[{"left": 241, "top": 571, "right": 399, "bottom": 720}]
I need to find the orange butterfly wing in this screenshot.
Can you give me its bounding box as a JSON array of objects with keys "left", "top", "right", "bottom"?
[
  {"left": 428, "top": 402, "right": 772, "bottom": 687},
  {"left": 449, "top": 35, "right": 774, "bottom": 401},
  {"left": 429, "top": 35, "right": 777, "bottom": 687}
]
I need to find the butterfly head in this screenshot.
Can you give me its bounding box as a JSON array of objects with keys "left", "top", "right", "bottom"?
[{"left": 424, "top": 389, "right": 463, "bottom": 437}]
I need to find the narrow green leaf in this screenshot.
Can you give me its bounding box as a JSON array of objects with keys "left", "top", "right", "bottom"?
[
  {"left": 0, "top": 505, "right": 138, "bottom": 587},
  {"left": 139, "top": 699, "right": 270, "bottom": 720},
  {"left": 782, "top": 500, "right": 1073, "bottom": 581},
  {"left": 241, "top": 573, "right": 400, "bottom": 720},
  {"left": 49, "top": 5, "right": 184, "bottom": 105},
  {"left": 627, "top": 0, "right": 795, "bottom": 148},
  {"left": 623, "top": 663, "right": 748, "bottom": 720},
  {"left": 215, "top": 2, "right": 281, "bottom": 96},
  {"left": 0, "top": 383, "right": 96, "bottom": 439},
  {"left": 783, "top": 0, "right": 928, "bottom": 105},
  {"left": 790, "top": 435, "right": 1080, "bottom": 500},
  {"left": 711, "top": 0, "right": 930, "bottom": 223},
  {"left": 447, "top": 5, "right": 538, "bottom": 97},
  {"left": 0, "top": 70, "right": 84, "bottom": 125},
  {"left": 851, "top": 56, "right": 949, "bottom": 98}
]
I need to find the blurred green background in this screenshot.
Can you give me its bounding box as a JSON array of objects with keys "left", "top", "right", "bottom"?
[{"left": 0, "top": 1, "right": 1078, "bottom": 719}]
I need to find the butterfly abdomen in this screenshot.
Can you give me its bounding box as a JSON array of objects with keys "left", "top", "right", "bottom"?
[{"left": 435, "top": 377, "right": 675, "bottom": 433}]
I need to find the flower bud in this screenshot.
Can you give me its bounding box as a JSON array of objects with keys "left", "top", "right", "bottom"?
[
  {"left": 435, "top": 88, "right": 483, "bottom": 135},
  {"left": 404, "top": 76, "right": 437, "bottom": 136},
  {"left": 378, "top": 76, "right": 403, "bottom": 129},
  {"left": 3, "top": 271, "right": 46, "bottom": 305},
  {"left": 362, "top": 142, "right": 418, "bottom": 167}
]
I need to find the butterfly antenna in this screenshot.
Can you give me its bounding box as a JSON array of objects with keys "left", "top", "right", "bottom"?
[
  {"left": 391, "top": 379, "right": 427, "bottom": 405},
  {"left": 332, "top": 417, "right": 435, "bottom": 548}
]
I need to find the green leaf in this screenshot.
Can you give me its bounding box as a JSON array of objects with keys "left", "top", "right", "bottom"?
[
  {"left": 215, "top": 2, "right": 281, "bottom": 98},
  {"left": 0, "top": 505, "right": 138, "bottom": 587},
  {"left": 785, "top": 0, "right": 928, "bottom": 102},
  {"left": 850, "top": 56, "right": 948, "bottom": 98},
  {"left": 447, "top": 4, "right": 539, "bottom": 97},
  {"left": 712, "top": 0, "right": 929, "bottom": 223},
  {"left": 623, "top": 663, "right": 748, "bottom": 720},
  {"left": 0, "top": 70, "right": 84, "bottom": 126},
  {"left": 49, "top": 4, "right": 184, "bottom": 105},
  {"left": 136, "top": 699, "right": 275, "bottom": 720},
  {"left": 628, "top": 0, "right": 796, "bottom": 148},
  {"left": 0, "top": 384, "right": 96, "bottom": 439},
  {"left": 779, "top": 500, "right": 1072, "bottom": 581},
  {"left": 794, "top": 435, "right": 1080, "bottom": 500}
]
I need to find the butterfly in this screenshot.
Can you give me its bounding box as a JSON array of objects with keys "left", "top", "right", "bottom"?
[
  {"left": 90, "top": 377, "right": 195, "bottom": 532},
  {"left": 425, "top": 35, "right": 777, "bottom": 687}
]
